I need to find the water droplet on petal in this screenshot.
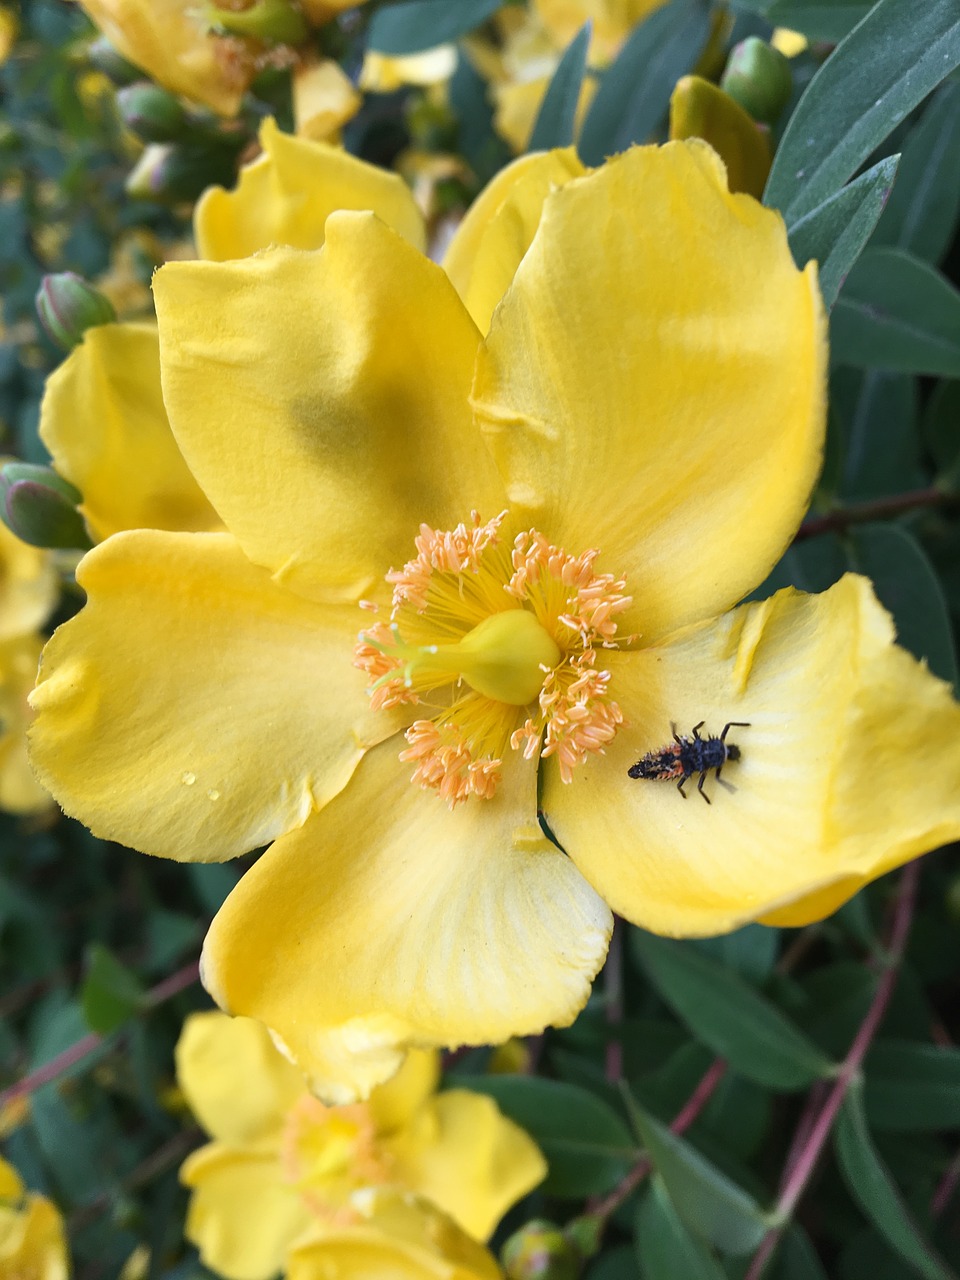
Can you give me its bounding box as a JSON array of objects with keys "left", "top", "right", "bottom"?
[
  {"left": 182, "top": 771, "right": 196, "bottom": 786},
  {"left": 207, "top": 789, "right": 220, "bottom": 801}
]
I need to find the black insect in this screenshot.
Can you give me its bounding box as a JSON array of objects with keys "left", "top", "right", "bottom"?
[{"left": 627, "top": 721, "right": 750, "bottom": 804}]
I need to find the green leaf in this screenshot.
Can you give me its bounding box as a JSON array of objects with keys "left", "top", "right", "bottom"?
[
  {"left": 632, "top": 932, "right": 832, "bottom": 1090},
  {"left": 366, "top": 0, "right": 502, "bottom": 54},
  {"left": 81, "top": 943, "right": 146, "bottom": 1035},
  {"left": 691, "top": 925, "right": 780, "bottom": 985},
  {"left": 635, "top": 1178, "right": 727, "bottom": 1279},
  {"left": 788, "top": 157, "right": 899, "bottom": 309},
  {"left": 764, "top": 0, "right": 960, "bottom": 224},
  {"left": 773, "top": 1226, "right": 830, "bottom": 1279},
  {"left": 578, "top": 0, "right": 711, "bottom": 166},
  {"left": 764, "top": 1, "right": 870, "bottom": 40},
  {"left": 923, "top": 378, "right": 960, "bottom": 490},
  {"left": 872, "top": 81, "right": 960, "bottom": 264},
  {"left": 589, "top": 1245, "right": 641, "bottom": 1279},
  {"left": 864, "top": 1040, "right": 960, "bottom": 1131},
  {"left": 835, "top": 1087, "right": 956, "bottom": 1280},
  {"left": 831, "top": 248, "right": 960, "bottom": 377},
  {"left": 847, "top": 524, "right": 958, "bottom": 687},
  {"left": 830, "top": 367, "right": 923, "bottom": 499},
  {"left": 452, "top": 1075, "right": 637, "bottom": 1197},
  {"left": 623, "top": 1093, "right": 771, "bottom": 1255},
  {"left": 528, "top": 23, "right": 591, "bottom": 151}
]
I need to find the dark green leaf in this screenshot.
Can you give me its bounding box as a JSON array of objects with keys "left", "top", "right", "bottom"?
[
  {"left": 691, "top": 925, "right": 779, "bottom": 985},
  {"left": 788, "top": 157, "right": 899, "bottom": 309},
  {"left": 764, "top": 0, "right": 960, "bottom": 224},
  {"left": 588, "top": 1245, "right": 641, "bottom": 1279},
  {"left": 623, "top": 1093, "right": 771, "bottom": 1255},
  {"left": 872, "top": 81, "right": 960, "bottom": 264},
  {"left": 635, "top": 1178, "right": 728, "bottom": 1279},
  {"left": 864, "top": 1040, "right": 960, "bottom": 1131},
  {"left": 366, "top": 0, "right": 503, "bottom": 54},
  {"left": 578, "top": 0, "right": 711, "bottom": 165},
  {"left": 831, "top": 248, "right": 960, "bottom": 377},
  {"left": 528, "top": 23, "right": 591, "bottom": 151},
  {"left": 772, "top": 1226, "right": 830, "bottom": 1279},
  {"left": 632, "top": 932, "right": 832, "bottom": 1090},
  {"left": 830, "top": 367, "right": 923, "bottom": 499},
  {"left": 81, "top": 943, "right": 146, "bottom": 1035},
  {"left": 923, "top": 378, "right": 960, "bottom": 489},
  {"left": 847, "top": 524, "right": 958, "bottom": 686},
  {"left": 764, "top": 1, "right": 870, "bottom": 40},
  {"left": 834, "top": 1088, "right": 956, "bottom": 1280},
  {"left": 452, "top": 1075, "right": 637, "bottom": 1197}
]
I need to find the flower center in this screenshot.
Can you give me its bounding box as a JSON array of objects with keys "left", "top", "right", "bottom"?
[
  {"left": 354, "top": 512, "right": 632, "bottom": 806},
  {"left": 280, "top": 1096, "right": 389, "bottom": 1224}
]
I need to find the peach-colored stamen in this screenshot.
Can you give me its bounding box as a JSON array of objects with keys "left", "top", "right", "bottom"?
[
  {"left": 400, "top": 719, "right": 502, "bottom": 806},
  {"left": 387, "top": 510, "right": 508, "bottom": 613},
  {"left": 352, "top": 620, "right": 419, "bottom": 712}
]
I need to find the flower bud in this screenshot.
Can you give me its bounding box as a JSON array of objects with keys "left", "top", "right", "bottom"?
[
  {"left": 35, "top": 273, "right": 116, "bottom": 351},
  {"left": 125, "top": 142, "right": 239, "bottom": 203},
  {"left": 721, "top": 38, "right": 792, "bottom": 125},
  {"left": 203, "top": 0, "right": 310, "bottom": 45},
  {"left": 116, "top": 81, "right": 190, "bottom": 142},
  {"left": 86, "top": 34, "right": 141, "bottom": 85},
  {"left": 502, "top": 1221, "right": 581, "bottom": 1280},
  {"left": 0, "top": 463, "right": 91, "bottom": 550}
]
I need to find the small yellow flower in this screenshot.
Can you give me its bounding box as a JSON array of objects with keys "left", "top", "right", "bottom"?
[
  {"left": 176, "top": 1011, "right": 543, "bottom": 1280},
  {"left": 28, "top": 142, "right": 960, "bottom": 1104},
  {"left": 0, "top": 1156, "right": 70, "bottom": 1280}
]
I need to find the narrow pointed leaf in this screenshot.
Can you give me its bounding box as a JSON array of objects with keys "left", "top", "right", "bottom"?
[
  {"left": 864, "top": 1040, "right": 960, "bottom": 1131},
  {"left": 632, "top": 932, "right": 832, "bottom": 1090},
  {"left": 635, "top": 1178, "right": 728, "bottom": 1279},
  {"left": 528, "top": 23, "right": 591, "bottom": 151},
  {"left": 367, "top": 0, "right": 502, "bottom": 54},
  {"left": 765, "top": 1, "right": 871, "bottom": 40},
  {"left": 765, "top": 0, "right": 960, "bottom": 224}
]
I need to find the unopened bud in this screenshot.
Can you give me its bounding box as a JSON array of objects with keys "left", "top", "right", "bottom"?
[
  {"left": 35, "top": 273, "right": 116, "bottom": 351},
  {"left": 125, "top": 142, "right": 239, "bottom": 203},
  {"left": 502, "top": 1221, "right": 581, "bottom": 1280},
  {"left": 116, "top": 82, "right": 189, "bottom": 142},
  {"left": 203, "top": 0, "right": 309, "bottom": 44},
  {"left": 0, "top": 464, "right": 91, "bottom": 550},
  {"left": 86, "top": 34, "right": 141, "bottom": 85},
  {"left": 721, "top": 38, "right": 792, "bottom": 125}
]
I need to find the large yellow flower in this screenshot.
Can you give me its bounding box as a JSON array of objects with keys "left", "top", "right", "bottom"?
[
  {"left": 176, "top": 1011, "right": 543, "bottom": 1280},
  {"left": 29, "top": 141, "right": 960, "bottom": 1103},
  {"left": 0, "top": 1156, "right": 69, "bottom": 1280}
]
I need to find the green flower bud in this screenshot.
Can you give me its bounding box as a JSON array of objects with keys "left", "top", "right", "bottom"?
[
  {"left": 116, "top": 82, "right": 190, "bottom": 142},
  {"left": 125, "top": 142, "right": 240, "bottom": 203},
  {"left": 86, "top": 34, "right": 141, "bottom": 85},
  {"left": 721, "top": 38, "right": 793, "bottom": 125},
  {"left": 502, "top": 1221, "right": 581, "bottom": 1280},
  {"left": 0, "top": 464, "right": 91, "bottom": 551},
  {"left": 202, "top": 0, "right": 309, "bottom": 45},
  {"left": 35, "top": 273, "right": 116, "bottom": 352}
]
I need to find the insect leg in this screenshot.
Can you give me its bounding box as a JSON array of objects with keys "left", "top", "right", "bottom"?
[
  {"left": 697, "top": 772, "right": 712, "bottom": 804},
  {"left": 692, "top": 720, "right": 704, "bottom": 738},
  {"left": 676, "top": 777, "right": 687, "bottom": 798},
  {"left": 671, "top": 721, "right": 681, "bottom": 744},
  {"left": 720, "top": 721, "right": 751, "bottom": 740}
]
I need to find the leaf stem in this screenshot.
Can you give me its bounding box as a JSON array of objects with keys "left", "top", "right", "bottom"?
[
  {"left": 795, "top": 489, "right": 954, "bottom": 542},
  {"left": 744, "top": 861, "right": 921, "bottom": 1279}
]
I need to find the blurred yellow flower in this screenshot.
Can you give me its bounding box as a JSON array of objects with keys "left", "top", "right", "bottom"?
[
  {"left": 0, "top": 1156, "right": 69, "bottom": 1280},
  {"left": 0, "top": 6, "right": 18, "bottom": 66},
  {"left": 30, "top": 140, "right": 960, "bottom": 1105},
  {"left": 176, "top": 1011, "right": 543, "bottom": 1280}
]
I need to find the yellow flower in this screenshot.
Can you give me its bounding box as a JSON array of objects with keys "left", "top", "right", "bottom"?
[
  {"left": 29, "top": 141, "right": 960, "bottom": 1103},
  {"left": 287, "top": 1189, "right": 502, "bottom": 1280},
  {"left": 176, "top": 1011, "right": 543, "bottom": 1280},
  {"left": 0, "top": 1156, "right": 70, "bottom": 1280},
  {"left": 0, "top": 6, "right": 18, "bottom": 67}
]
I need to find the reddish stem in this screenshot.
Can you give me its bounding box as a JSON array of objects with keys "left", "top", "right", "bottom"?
[
  {"left": 931, "top": 1148, "right": 960, "bottom": 1220},
  {"left": 744, "top": 862, "right": 920, "bottom": 1280},
  {"left": 795, "top": 489, "right": 951, "bottom": 542},
  {"left": 0, "top": 960, "right": 200, "bottom": 1109}
]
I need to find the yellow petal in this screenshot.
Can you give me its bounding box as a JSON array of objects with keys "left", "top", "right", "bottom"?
[
  {"left": 154, "top": 219, "right": 506, "bottom": 607},
  {"left": 367, "top": 1049, "right": 441, "bottom": 1136},
  {"left": 772, "top": 27, "right": 808, "bottom": 57},
  {"left": 287, "top": 1190, "right": 502, "bottom": 1280},
  {"left": 75, "top": 0, "right": 252, "bottom": 115},
  {"left": 293, "top": 58, "right": 362, "bottom": 142},
  {"left": 443, "top": 148, "right": 586, "bottom": 336},
  {"left": 0, "top": 1159, "right": 68, "bottom": 1280},
  {"left": 181, "top": 1144, "right": 311, "bottom": 1280},
  {"left": 543, "top": 574, "right": 960, "bottom": 935},
  {"left": 0, "top": 633, "right": 51, "bottom": 816},
  {"left": 29, "top": 531, "right": 389, "bottom": 860},
  {"left": 201, "top": 742, "right": 612, "bottom": 1102},
  {"left": 176, "top": 1011, "right": 305, "bottom": 1144},
  {"left": 0, "top": 521, "right": 56, "bottom": 641},
  {"left": 669, "top": 75, "right": 772, "bottom": 199},
  {"left": 472, "top": 140, "right": 827, "bottom": 643},
  {"left": 385, "top": 1090, "right": 546, "bottom": 1241},
  {"left": 195, "top": 119, "right": 425, "bottom": 262},
  {"left": 39, "top": 322, "right": 219, "bottom": 540},
  {"left": 536, "top": 0, "right": 668, "bottom": 64},
  {"left": 360, "top": 46, "right": 458, "bottom": 93}
]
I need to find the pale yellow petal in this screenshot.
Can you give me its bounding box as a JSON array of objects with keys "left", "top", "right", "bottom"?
[
  {"left": 669, "top": 76, "right": 772, "bottom": 199},
  {"left": 195, "top": 119, "right": 425, "bottom": 262},
  {"left": 0, "top": 522, "right": 56, "bottom": 640},
  {"left": 0, "top": 633, "right": 51, "bottom": 816},
  {"left": 202, "top": 743, "right": 612, "bottom": 1102},
  {"left": 154, "top": 219, "right": 505, "bottom": 607},
  {"left": 176, "top": 1011, "right": 305, "bottom": 1144},
  {"left": 544, "top": 575, "right": 960, "bottom": 935},
  {"left": 38, "top": 322, "right": 219, "bottom": 540},
  {"left": 472, "top": 140, "right": 827, "bottom": 643},
  {"left": 293, "top": 58, "right": 362, "bottom": 142},
  {"left": 360, "top": 46, "right": 457, "bottom": 93},
  {"left": 29, "top": 531, "right": 390, "bottom": 860},
  {"left": 367, "top": 1049, "right": 440, "bottom": 1136}
]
